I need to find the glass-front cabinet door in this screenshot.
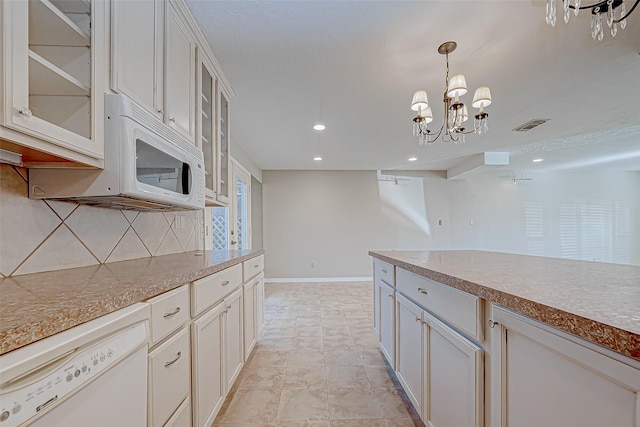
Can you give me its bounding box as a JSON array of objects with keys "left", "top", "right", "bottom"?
[
  {"left": 1, "top": 0, "right": 105, "bottom": 166},
  {"left": 198, "top": 58, "right": 216, "bottom": 203},
  {"left": 217, "top": 89, "right": 230, "bottom": 205}
]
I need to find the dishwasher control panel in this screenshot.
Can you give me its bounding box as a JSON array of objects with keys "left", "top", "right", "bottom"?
[{"left": 0, "top": 322, "right": 147, "bottom": 427}]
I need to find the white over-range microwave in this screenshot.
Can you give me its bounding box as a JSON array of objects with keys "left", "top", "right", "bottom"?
[{"left": 30, "top": 94, "right": 205, "bottom": 211}]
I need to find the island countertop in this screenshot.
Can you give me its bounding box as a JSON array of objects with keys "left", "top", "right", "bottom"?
[
  {"left": 0, "top": 249, "right": 264, "bottom": 355},
  {"left": 369, "top": 250, "right": 640, "bottom": 361}
]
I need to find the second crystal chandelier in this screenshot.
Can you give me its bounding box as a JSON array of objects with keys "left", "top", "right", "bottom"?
[{"left": 411, "top": 41, "right": 492, "bottom": 145}]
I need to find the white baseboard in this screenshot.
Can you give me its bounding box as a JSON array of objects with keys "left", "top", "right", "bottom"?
[{"left": 265, "top": 277, "right": 373, "bottom": 283}]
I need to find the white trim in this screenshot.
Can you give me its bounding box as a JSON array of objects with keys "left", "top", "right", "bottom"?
[{"left": 265, "top": 277, "right": 373, "bottom": 283}]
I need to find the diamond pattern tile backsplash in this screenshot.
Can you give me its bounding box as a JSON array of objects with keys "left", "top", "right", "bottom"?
[{"left": 0, "top": 164, "right": 203, "bottom": 277}]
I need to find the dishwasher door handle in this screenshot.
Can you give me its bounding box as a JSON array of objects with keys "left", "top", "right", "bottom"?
[{"left": 0, "top": 349, "right": 76, "bottom": 393}]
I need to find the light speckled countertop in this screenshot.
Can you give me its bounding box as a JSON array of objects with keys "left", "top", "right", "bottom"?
[
  {"left": 370, "top": 250, "right": 640, "bottom": 361},
  {"left": 0, "top": 249, "right": 264, "bottom": 355}
]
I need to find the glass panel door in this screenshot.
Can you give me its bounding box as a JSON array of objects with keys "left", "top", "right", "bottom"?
[{"left": 231, "top": 162, "right": 251, "bottom": 250}]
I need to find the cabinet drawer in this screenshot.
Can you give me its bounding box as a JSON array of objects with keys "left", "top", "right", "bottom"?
[
  {"left": 397, "top": 268, "right": 482, "bottom": 340},
  {"left": 243, "top": 254, "right": 264, "bottom": 281},
  {"left": 149, "top": 285, "right": 190, "bottom": 345},
  {"left": 192, "top": 263, "right": 243, "bottom": 316},
  {"left": 374, "top": 259, "right": 395, "bottom": 286},
  {"left": 149, "top": 327, "right": 190, "bottom": 427},
  {"left": 164, "top": 396, "right": 190, "bottom": 427}
]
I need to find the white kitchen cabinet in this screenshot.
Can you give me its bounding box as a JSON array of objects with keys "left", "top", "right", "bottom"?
[
  {"left": 165, "top": 1, "right": 196, "bottom": 141},
  {"left": 198, "top": 57, "right": 217, "bottom": 203},
  {"left": 255, "top": 273, "right": 265, "bottom": 337},
  {"left": 111, "top": 0, "right": 196, "bottom": 143},
  {"left": 378, "top": 279, "right": 395, "bottom": 368},
  {"left": 423, "top": 310, "right": 483, "bottom": 427},
  {"left": 243, "top": 275, "right": 257, "bottom": 359},
  {"left": 192, "top": 300, "right": 225, "bottom": 427},
  {"left": 395, "top": 293, "right": 423, "bottom": 416},
  {"left": 164, "top": 397, "right": 191, "bottom": 427},
  {"left": 191, "top": 286, "right": 244, "bottom": 427},
  {"left": 0, "top": 0, "right": 106, "bottom": 167},
  {"left": 110, "top": 0, "right": 163, "bottom": 121},
  {"left": 224, "top": 288, "right": 244, "bottom": 392},
  {"left": 148, "top": 326, "right": 191, "bottom": 427},
  {"left": 489, "top": 304, "right": 640, "bottom": 427},
  {"left": 216, "top": 88, "right": 231, "bottom": 204}
]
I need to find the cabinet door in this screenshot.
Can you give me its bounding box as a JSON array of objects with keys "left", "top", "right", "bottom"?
[
  {"left": 490, "top": 305, "right": 640, "bottom": 427},
  {"left": 2, "top": 0, "right": 104, "bottom": 162},
  {"left": 256, "top": 274, "right": 265, "bottom": 336},
  {"left": 111, "top": 0, "right": 163, "bottom": 119},
  {"left": 373, "top": 279, "right": 381, "bottom": 341},
  {"left": 191, "top": 302, "right": 225, "bottom": 427},
  {"left": 224, "top": 287, "right": 244, "bottom": 392},
  {"left": 423, "top": 312, "right": 483, "bottom": 427},
  {"left": 396, "top": 294, "right": 423, "bottom": 417},
  {"left": 165, "top": 2, "right": 196, "bottom": 142},
  {"left": 243, "top": 278, "right": 257, "bottom": 360},
  {"left": 198, "top": 57, "right": 217, "bottom": 202},
  {"left": 379, "top": 281, "right": 395, "bottom": 368},
  {"left": 216, "top": 88, "right": 230, "bottom": 204}
]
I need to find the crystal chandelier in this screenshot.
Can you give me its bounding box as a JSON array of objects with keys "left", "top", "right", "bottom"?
[
  {"left": 545, "top": 0, "right": 638, "bottom": 40},
  {"left": 411, "top": 41, "right": 492, "bottom": 145}
]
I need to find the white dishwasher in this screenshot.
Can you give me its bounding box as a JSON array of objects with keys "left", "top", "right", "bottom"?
[{"left": 0, "top": 303, "right": 150, "bottom": 427}]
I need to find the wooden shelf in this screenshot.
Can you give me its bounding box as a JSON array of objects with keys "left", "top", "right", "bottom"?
[
  {"left": 29, "top": 0, "right": 90, "bottom": 46},
  {"left": 29, "top": 50, "right": 90, "bottom": 96}
]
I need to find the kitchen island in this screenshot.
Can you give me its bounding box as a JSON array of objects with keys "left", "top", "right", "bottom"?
[
  {"left": 370, "top": 250, "right": 640, "bottom": 427},
  {"left": 0, "top": 249, "right": 264, "bottom": 355}
]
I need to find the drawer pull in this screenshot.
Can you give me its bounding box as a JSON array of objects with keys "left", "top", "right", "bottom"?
[
  {"left": 489, "top": 320, "right": 499, "bottom": 329},
  {"left": 254, "top": 264, "right": 259, "bottom": 268},
  {"left": 221, "top": 280, "right": 230, "bottom": 286},
  {"left": 415, "top": 317, "right": 421, "bottom": 323},
  {"left": 163, "top": 307, "right": 181, "bottom": 318},
  {"left": 164, "top": 351, "right": 182, "bottom": 368},
  {"left": 382, "top": 269, "right": 387, "bottom": 274},
  {"left": 417, "top": 288, "right": 428, "bottom": 295},
  {"left": 227, "top": 305, "right": 232, "bottom": 311}
]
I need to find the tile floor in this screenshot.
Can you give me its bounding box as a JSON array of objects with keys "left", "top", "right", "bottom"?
[{"left": 213, "top": 281, "right": 424, "bottom": 427}]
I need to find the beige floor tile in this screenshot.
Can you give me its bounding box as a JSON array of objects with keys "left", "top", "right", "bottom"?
[
  {"left": 276, "top": 422, "right": 330, "bottom": 427},
  {"left": 259, "top": 336, "right": 294, "bottom": 351},
  {"left": 292, "top": 336, "right": 324, "bottom": 351},
  {"left": 358, "top": 347, "right": 386, "bottom": 366},
  {"left": 288, "top": 349, "right": 325, "bottom": 366},
  {"left": 214, "top": 423, "right": 274, "bottom": 427},
  {"left": 323, "top": 335, "right": 356, "bottom": 348},
  {"left": 249, "top": 350, "right": 290, "bottom": 368},
  {"left": 326, "top": 365, "right": 370, "bottom": 388},
  {"left": 364, "top": 365, "right": 396, "bottom": 388},
  {"left": 237, "top": 366, "right": 286, "bottom": 390},
  {"left": 264, "top": 326, "right": 296, "bottom": 337},
  {"left": 297, "top": 317, "right": 322, "bottom": 327},
  {"left": 330, "top": 420, "right": 387, "bottom": 427},
  {"left": 277, "top": 388, "right": 329, "bottom": 421},
  {"left": 328, "top": 388, "right": 383, "bottom": 420},
  {"left": 324, "top": 347, "right": 362, "bottom": 365},
  {"left": 385, "top": 418, "right": 423, "bottom": 427},
  {"left": 294, "top": 326, "right": 323, "bottom": 337},
  {"left": 215, "top": 389, "right": 282, "bottom": 424},
  {"left": 284, "top": 366, "right": 327, "bottom": 388},
  {"left": 372, "top": 388, "right": 412, "bottom": 418}
]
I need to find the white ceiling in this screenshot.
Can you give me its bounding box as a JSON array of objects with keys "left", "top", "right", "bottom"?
[{"left": 186, "top": 0, "right": 640, "bottom": 173}]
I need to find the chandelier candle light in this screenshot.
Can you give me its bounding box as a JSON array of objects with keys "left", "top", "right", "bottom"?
[
  {"left": 411, "top": 41, "right": 492, "bottom": 145},
  {"left": 545, "top": 0, "right": 637, "bottom": 40}
]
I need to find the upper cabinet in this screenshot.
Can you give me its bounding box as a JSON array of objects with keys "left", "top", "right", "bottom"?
[
  {"left": 0, "top": 0, "right": 106, "bottom": 167},
  {"left": 112, "top": 0, "right": 196, "bottom": 143}
]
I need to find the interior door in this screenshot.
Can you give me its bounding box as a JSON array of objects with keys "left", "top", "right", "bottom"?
[{"left": 230, "top": 161, "right": 251, "bottom": 250}]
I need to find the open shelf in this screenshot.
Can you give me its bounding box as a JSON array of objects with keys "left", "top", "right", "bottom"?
[
  {"left": 29, "top": 50, "right": 90, "bottom": 96},
  {"left": 29, "top": 0, "right": 90, "bottom": 46}
]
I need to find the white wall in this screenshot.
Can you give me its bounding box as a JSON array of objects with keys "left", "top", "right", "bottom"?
[{"left": 262, "top": 169, "right": 640, "bottom": 279}]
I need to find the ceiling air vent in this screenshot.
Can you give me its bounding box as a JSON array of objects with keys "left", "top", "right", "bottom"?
[{"left": 513, "top": 119, "right": 549, "bottom": 132}]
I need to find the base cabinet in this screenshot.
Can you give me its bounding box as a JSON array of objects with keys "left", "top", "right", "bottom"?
[
  {"left": 378, "top": 280, "right": 395, "bottom": 368},
  {"left": 423, "top": 311, "right": 483, "bottom": 427},
  {"left": 490, "top": 305, "right": 640, "bottom": 427},
  {"left": 223, "top": 288, "right": 244, "bottom": 392},
  {"left": 395, "top": 294, "right": 423, "bottom": 416}
]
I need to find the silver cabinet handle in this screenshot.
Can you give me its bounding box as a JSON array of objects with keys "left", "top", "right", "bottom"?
[
  {"left": 157, "top": 109, "right": 164, "bottom": 114},
  {"left": 417, "top": 288, "right": 428, "bottom": 295},
  {"left": 415, "top": 317, "right": 421, "bottom": 322},
  {"left": 388, "top": 294, "right": 394, "bottom": 298},
  {"left": 18, "top": 107, "right": 32, "bottom": 118},
  {"left": 164, "top": 351, "right": 182, "bottom": 367},
  {"left": 254, "top": 264, "right": 259, "bottom": 268},
  {"left": 382, "top": 269, "right": 387, "bottom": 274},
  {"left": 227, "top": 305, "right": 232, "bottom": 311},
  {"left": 231, "top": 240, "right": 237, "bottom": 245},
  {"left": 163, "top": 307, "right": 181, "bottom": 318},
  {"left": 169, "top": 117, "right": 176, "bottom": 122},
  {"left": 489, "top": 320, "right": 499, "bottom": 328},
  {"left": 221, "top": 280, "right": 230, "bottom": 286}
]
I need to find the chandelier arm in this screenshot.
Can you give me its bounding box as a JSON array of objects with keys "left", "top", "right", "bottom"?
[
  {"left": 565, "top": 0, "right": 608, "bottom": 10},
  {"left": 424, "top": 122, "right": 447, "bottom": 144},
  {"left": 614, "top": 0, "right": 640, "bottom": 22}
]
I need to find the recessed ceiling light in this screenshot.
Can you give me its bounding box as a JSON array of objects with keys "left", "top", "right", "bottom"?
[
  {"left": 313, "top": 156, "right": 322, "bottom": 161},
  {"left": 313, "top": 124, "right": 326, "bottom": 131},
  {"left": 532, "top": 158, "right": 544, "bottom": 163},
  {"left": 408, "top": 157, "right": 417, "bottom": 162}
]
